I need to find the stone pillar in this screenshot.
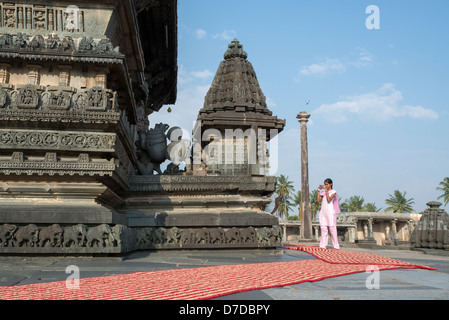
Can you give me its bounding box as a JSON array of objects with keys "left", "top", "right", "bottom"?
[
  {"left": 314, "top": 225, "right": 319, "bottom": 241},
  {"left": 58, "top": 65, "right": 72, "bottom": 87},
  {"left": 0, "top": 63, "right": 11, "bottom": 84},
  {"left": 297, "top": 111, "right": 313, "bottom": 240},
  {"left": 392, "top": 219, "right": 399, "bottom": 245},
  {"left": 368, "top": 218, "right": 374, "bottom": 239},
  {"left": 95, "top": 67, "right": 110, "bottom": 88},
  {"left": 27, "top": 64, "right": 42, "bottom": 85}
]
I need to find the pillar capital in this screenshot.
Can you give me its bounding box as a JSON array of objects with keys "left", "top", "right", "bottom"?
[{"left": 296, "top": 111, "right": 311, "bottom": 123}]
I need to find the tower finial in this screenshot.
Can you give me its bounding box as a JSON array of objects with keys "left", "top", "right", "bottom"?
[{"left": 224, "top": 38, "right": 248, "bottom": 60}]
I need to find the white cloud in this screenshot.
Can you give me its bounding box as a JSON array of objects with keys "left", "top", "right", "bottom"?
[
  {"left": 211, "top": 29, "right": 237, "bottom": 41},
  {"left": 298, "top": 48, "right": 373, "bottom": 77},
  {"left": 149, "top": 66, "right": 212, "bottom": 135},
  {"left": 190, "top": 69, "right": 214, "bottom": 79},
  {"left": 300, "top": 58, "right": 346, "bottom": 76},
  {"left": 195, "top": 29, "right": 207, "bottom": 39},
  {"left": 313, "top": 83, "right": 438, "bottom": 123}
]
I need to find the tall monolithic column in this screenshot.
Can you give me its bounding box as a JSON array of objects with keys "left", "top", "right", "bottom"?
[{"left": 297, "top": 111, "right": 313, "bottom": 240}]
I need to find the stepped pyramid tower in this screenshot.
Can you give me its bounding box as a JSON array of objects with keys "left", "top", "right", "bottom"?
[{"left": 194, "top": 39, "right": 285, "bottom": 176}]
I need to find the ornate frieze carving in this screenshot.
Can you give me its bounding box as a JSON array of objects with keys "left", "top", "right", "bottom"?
[
  {"left": 41, "top": 89, "right": 72, "bottom": 110},
  {"left": 0, "top": 3, "right": 85, "bottom": 33},
  {"left": 0, "top": 85, "right": 117, "bottom": 113},
  {"left": 129, "top": 175, "right": 277, "bottom": 192},
  {"left": 0, "top": 32, "right": 120, "bottom": 56},
  {"left": 14, "top": 84, "right": 39, "bottom": 108},
  {"left": 0, "top": 223, "right": 136, "bottom": 250},
  {"left": 0, "top": 129, "right": 116, "bottom": 152},
  {"left": 136, "top": 226, "right": 283, "bottom": 249},
  {"left": 0, "top": 223, "right": 283, "bottom": 252},
  {"left": 0, "top": 152, "right": 116, "bottom": 177}
]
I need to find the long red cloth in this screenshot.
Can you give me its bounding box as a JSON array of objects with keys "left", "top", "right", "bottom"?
[{"left": 0, "top": 245, "right": 436, "bottom": 300}]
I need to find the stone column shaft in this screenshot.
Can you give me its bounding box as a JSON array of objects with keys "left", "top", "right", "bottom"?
[{"left": 297, "top": 111, "right": 312, "bottom": 240}]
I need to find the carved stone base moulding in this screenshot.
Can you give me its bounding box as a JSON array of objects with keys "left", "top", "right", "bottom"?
[{"left": 0, "top": 223, "right": 283, "bottom": 253}]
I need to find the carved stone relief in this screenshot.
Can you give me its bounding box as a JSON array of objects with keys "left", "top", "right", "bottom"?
[
  {"left": 0, "top": 85, "right": 116, "bottom": 113},
  {"left": 0, "top": 129, "right": 116, "bottom": 152},
  {"left": 0, "top": 223, "right": 135, "bottom": 249},
  {"left": 0, "top": 3, "right": 85, "bottom": 33},
  {"left": 136, "top": 226, "right": 283, "bottom": 249},
  {"left": 0, "top": 32, "right": 119, "bottom": 56}
]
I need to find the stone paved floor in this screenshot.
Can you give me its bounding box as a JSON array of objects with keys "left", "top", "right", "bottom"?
[{"left": 1, "top": 244, "right": 449, "bottom": 300}]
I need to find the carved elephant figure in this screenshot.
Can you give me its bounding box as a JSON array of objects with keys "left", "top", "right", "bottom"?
[
  {"left": 180, "top": 229, "right": 195, "bottom": 245},
  {"left": 86, "top": 224, "right": 116, "bottom": 248},
  {"left": 195, "top": 228, "right": 210, "bottom": 244},
  {"left": 225, "top": 227, "right": 240, "bottom": 244},
  {"left": 13, "top": 224, "right": 39, "bottom": 247},
  {"left": 136, "top": 123, "right": 170, "bottom": 175},
  {"left": 137, "top": 228, "right": 154, "bottom": 246},
  {"left": 112, "top": 225, "right": 135, "bottom": 247},
  {"left": 257, "top": 227, "right": 271, "bottom": 244},
  {"left": 240, "top": 227, "right": 257, "bottom": 244},
  {"left": 64, "top": 224, "right": 88, "bottom": 247},
  {"left": 39, "top": 224, "right": 63, "bottom": 247},
  {"left": 0, "top": 224, "right": 17, "bottom": 247},
  {"left": 270, "top": 226, "right": 282, "bottom": 244},
  {"left": 165, "top": 227, "right": 181, "bottom": 244},
  {"left": 209, "top": 228, "right": 225, "bottom": 244},
  {"left": 152, "top": 227, "right": 166, "bottom": 245}
]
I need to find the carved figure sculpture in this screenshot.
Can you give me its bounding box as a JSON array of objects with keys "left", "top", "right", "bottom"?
[
  {"left": 0, "top": 224, "right": 17, "bottom": 247},
  {"left": 13, "top": 224, "right": 39, "bottom": 247},
  {"left": 195, "top": 228, "right": 210, "bottom": 244},
  {"left": 137, "top": 227, "right": 153, "bottom": 247},
  {"left": 165, "top": 127, "right": 191, "bottom": 174},
  {"left": 86, "top": 224, "right": 116, "bottom": 247},
  {"left": 270, "top": 226, "right": 282, "bottom": 244},
  {"left": 180, "top": 229, "right": 195, "bottom": 245},
  {"left": 225, "top": 227, "right": 240, "bottom": 244},
  {"left": 240, "top": 227, "right": 257, "bottom": 243},
  {"left": 257, "top": 227, "right": 271, "bottom": 244},
  {"left": 209, "top": 228, "right": 225, "bottom": 244},
  {"left": 39, "top": 224, "right": 63, "bottom": 247},
  {"left": 165, "top": 227, "right": 181, "bottom": 244},
  {"left": 152, "top": 227, "right": 166, "bottom": 244},
  {"left": 137, "top": 123, "right": 170, "bottom": 175},
  {"left": 64, "top": 224, "right": 88, "bottom": 247},
  {"left": 112, "top": 225, "right": 136, "bottom": 248}
]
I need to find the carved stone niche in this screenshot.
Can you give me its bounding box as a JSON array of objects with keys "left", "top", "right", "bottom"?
[
  {"left": 73, "top": 87, "right": 113, "bottom": 112},
  {"left": 41, "top": 88, "right": 73, "bottom": 111},
  {"left": 0, "top": 85, "right": 9, "bottom": 108},
  {"left": 13, "top": 84, "right": 40, "bottom": 109}
]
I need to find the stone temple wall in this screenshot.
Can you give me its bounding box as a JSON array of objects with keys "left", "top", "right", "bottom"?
[{"left": 0, "top": 2, "right": 285, "bottom": 254}]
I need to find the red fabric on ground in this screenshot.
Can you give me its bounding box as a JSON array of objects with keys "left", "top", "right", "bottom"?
[{"left": 0, "top": 245, "right": 436, "bottom": 300}]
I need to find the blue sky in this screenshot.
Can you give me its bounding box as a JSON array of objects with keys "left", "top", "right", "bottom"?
[{"left": 149, "top": 0, "right": 449, "bottom": 213}]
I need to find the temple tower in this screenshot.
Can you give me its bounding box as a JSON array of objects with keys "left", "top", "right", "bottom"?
[{"left": 194, "top": 39, "right": 285, "bottom": 176}]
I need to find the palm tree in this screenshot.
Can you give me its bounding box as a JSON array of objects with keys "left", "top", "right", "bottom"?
[
  {"left": 275, "top": 175, "right": 295, "bottom": 220},
  {"left": 385, "top": 190, "right": 415, "bottom": 213},
  {"left": 363, "top": 203, "right": 382, "bottom": 212},
  {"left": 437, "top": 177, "right": 449, "bottom": 206},
  {"left": 292, "top": 190, "right": 302, "bottom": 220},
  {"left": 309, "top": 189, "right": 321, "bottom": 221},
  {"left": 342, "top": 195, "right": 365, "bottom": 212}
]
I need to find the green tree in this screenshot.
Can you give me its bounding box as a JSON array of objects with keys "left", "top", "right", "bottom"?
[
  {"left": 362, "top": 202, "right": 382, "bottom": 212},
  {"left": 291, "top": 190, "right": 302, "bottom": 220},
  {"left": 309, "top": 189, "right": 321, "bottom": 221},
  {"left": 385, "top": 190, "right": 415, "bottom": 213},
  {"left": 275, "top": 175, "right": 295, "bottom": 220},
  {"left": 437, "top": 177, "right": 449, "bottom": 206},
  {"left": 342, "top": 195, "right": 365, "bottom": 212}
]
